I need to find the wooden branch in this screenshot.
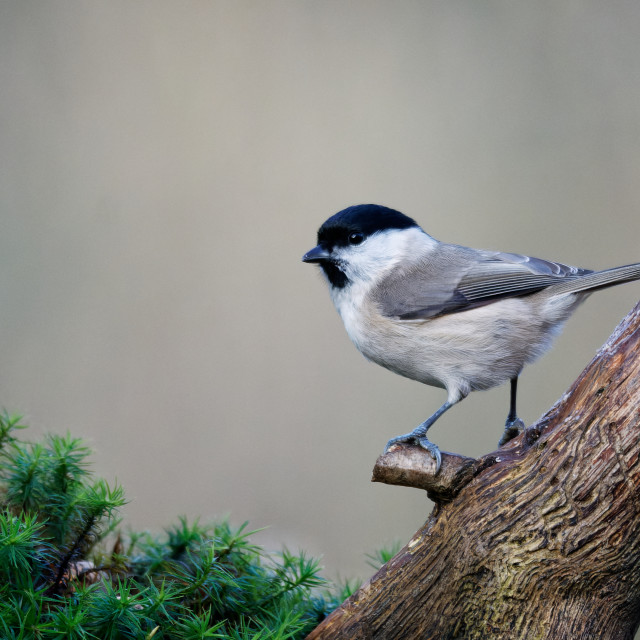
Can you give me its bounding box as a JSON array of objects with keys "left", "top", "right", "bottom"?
[{"left": 308, "top": 301, "right": 640, "bottom": 640}]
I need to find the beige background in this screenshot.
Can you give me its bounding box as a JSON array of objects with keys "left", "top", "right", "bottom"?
[{"left": 1, "top": 1, "right": 640, "bottom": 586}]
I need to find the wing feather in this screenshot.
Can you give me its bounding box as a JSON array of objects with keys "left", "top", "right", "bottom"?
[{"left": 374, "top": 244, "right": 592, "bottom": 320}]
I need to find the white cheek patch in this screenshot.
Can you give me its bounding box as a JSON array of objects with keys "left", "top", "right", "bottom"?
[{"left": 335, "top": 227, "right": 435, "bottom": 284}]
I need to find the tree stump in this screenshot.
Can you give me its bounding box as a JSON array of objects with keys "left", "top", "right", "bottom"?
[{"left": 308, "top": 301, "right": 640, "bottom": 640}]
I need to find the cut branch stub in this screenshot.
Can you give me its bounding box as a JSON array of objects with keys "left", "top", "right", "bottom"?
[
  {"left": 308, "top": 300, "right": 640, "bottom": 640},
  {"left": 371, "top": 447, "right": 504, "bottom": 503}
]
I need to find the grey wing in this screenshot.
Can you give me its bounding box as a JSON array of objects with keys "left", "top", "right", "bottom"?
[{"left": 375, "top": 245, "right": 592, "bottom": 320}]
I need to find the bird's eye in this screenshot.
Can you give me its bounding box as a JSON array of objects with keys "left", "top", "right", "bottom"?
[{"left": 348, "top": 232, "right": 364, "bottom": 246}]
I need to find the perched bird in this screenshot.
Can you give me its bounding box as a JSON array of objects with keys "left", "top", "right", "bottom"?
[{"left": 302, "top": 204, "right": 640, "bottom": 472}]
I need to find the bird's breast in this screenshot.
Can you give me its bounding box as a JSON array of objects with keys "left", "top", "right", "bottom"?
[
  {"left": 329, "top": 283, "right": 371, "bottom": 349},
  {"left": 329, "top": 283, "right": 444, "bottom": 387}
]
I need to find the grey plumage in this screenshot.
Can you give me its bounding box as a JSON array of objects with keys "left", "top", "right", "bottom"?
[
  {"left": 303, "top": 204, "right": 640, "bottom": 472},
  {"left": 373, "top": 245, "right": 592, "bottom": 320}
]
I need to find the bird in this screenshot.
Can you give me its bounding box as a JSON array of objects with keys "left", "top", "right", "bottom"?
[{"left": 302, "top": 203, "right": 640, "bottom": 473}]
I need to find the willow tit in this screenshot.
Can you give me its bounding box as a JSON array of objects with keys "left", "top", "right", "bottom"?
[{"left": 303, "top": 204, "right": 640, "bottom": 472}]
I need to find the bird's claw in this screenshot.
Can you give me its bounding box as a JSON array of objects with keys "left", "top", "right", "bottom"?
[
  {"left": 385, "top": 431, "right": 418, "bottom": 452},
  {"left": 385, "top": 432, "right": 442, "bottom": 474},
  {"left": 417, "top": 437, "right": 442, "bottom": 473},
  {"left": 499, "top": 417, "right": 525, "bottom": 446}
]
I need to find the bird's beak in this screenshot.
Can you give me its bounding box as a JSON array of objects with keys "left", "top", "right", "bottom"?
[{"left": 302, "top": 245, "right": 331, "bottom": 263}]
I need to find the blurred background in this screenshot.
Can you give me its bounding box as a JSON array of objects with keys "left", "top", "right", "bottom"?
[{"left": 1, "top": 1, "right": 640, "bottom": 584}]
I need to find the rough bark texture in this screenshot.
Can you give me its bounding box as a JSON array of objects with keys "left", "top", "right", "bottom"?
[{"left": 308, "top": 301, "right": 640, "bottom": 640}]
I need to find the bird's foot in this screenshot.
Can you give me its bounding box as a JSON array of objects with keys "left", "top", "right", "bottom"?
[
  {"left": 385, "top": 432, "right": 442, "bottom": 474},
  {"left": 499, "top": 416, "right": 525, "bottom": 446}
]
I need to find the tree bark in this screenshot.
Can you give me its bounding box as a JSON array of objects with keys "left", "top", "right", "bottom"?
[{"left": 308, "top": 301, "right": 640, "bottom": 640}]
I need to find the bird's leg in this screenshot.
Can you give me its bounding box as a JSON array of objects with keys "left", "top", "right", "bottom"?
[
  {"left": 499, "top": 377, "right": 525, "bottom": 446},
  {"left": 385, "top": 400, "right": 453, "bottom": 473}
]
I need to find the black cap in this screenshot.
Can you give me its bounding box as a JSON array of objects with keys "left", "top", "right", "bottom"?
[{"left": 317, "top": 204, "right": 418, "bottom": 248}]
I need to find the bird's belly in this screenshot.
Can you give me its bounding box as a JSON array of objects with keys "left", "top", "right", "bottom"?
[{"left": 341, "top": 297, "right": 559, "bottom": 393}]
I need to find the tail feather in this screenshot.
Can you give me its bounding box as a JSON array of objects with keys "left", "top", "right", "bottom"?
[{"left": 550, "top": 263, "right": 640, "bottom": 296}]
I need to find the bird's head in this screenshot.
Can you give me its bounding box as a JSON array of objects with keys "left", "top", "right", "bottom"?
[{"left": 302, "top": 204, "right": 425, "bottom": 289}]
